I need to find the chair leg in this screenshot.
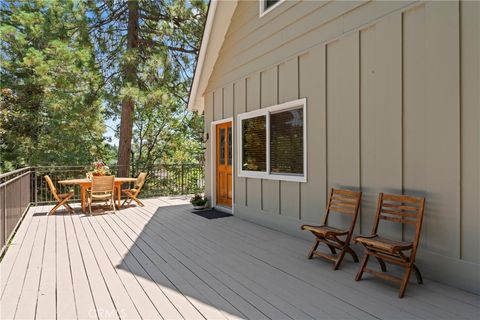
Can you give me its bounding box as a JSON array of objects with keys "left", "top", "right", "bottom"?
[
  {"left": 326, "top": 244, "right": 337, "bottom": 254},
  {"left": 376, "top": 257, "right": 387, "bottom": 272},
  {"left": 413, "top": 264, "right": 423, "bottom": 284},
  {"left": 345, "top": 246, "right": 359, "bottom": 262},
  {"left": 88, "top": 196, "right": 92, "bottom": 216},
  {"left": 333, "top": 248, "right": 347, "bottom": 270},
  {"left": 111, "top": 196, "right": 116, "bottom": 214},
  {"left": 355, "top": 252, "right": 370, "bottom": 281},
  {"left": 63, "top": 200, "right": 74, "bottom": 213},
  {"left": 63, "top": 204, "right": 73, "bottom": 213},
  {"left": 307, "top": 239, "right": 320, "bottom": 259},
  {"left": 399, "top": 266, "right": 413, "bottom": 298},
  {"left": 132, "top": 196, "right": 144, "bottom": 207},
  {"left": 48, "top": 201, "right": 63, "bottom": 215}
]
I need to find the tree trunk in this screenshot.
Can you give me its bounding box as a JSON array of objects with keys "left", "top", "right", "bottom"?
[{"left": 117, "top": 0, "right": 139, "bottom": 176}]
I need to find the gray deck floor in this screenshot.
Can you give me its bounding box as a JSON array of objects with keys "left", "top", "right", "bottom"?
[{"left": 1, "top": 197, "right": 479, "bottom": 320}]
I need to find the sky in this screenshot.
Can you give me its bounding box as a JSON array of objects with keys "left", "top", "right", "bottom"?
[{"left": 104, "top": 117, "right": 119, "bottom": 147}]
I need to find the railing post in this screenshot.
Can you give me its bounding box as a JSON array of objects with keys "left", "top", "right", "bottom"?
[
  {"left": 34, "top": 167, "right": 38, "bottom": 206},
  {"left": 181, "top": 164, "right": 185, "bottom": 195}
]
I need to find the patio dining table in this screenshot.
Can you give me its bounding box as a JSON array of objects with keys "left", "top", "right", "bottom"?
[{"left": 58, "top": 177, "right": 137, "bottom": 212}]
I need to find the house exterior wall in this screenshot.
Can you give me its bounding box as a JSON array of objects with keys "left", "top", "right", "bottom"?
[{"left": 203, "top": 0, "right": 479, "bottom": 294}]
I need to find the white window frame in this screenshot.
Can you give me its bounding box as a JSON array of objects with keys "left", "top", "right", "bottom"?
[
  {"left": 259, "top": 0, "right": 284, "bottom": 18},
  {"left": 237, "top": 98, "right": 307, "bottom": 183}
]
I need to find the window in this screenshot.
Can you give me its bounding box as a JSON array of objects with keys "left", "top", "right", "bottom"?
[
  {"left": 242, "top": 115, "right": 267, "bottom": 171},
  {"left": 259, "top": 0, "right": 284, "bottom": 17},
  {"left": 270, "top": 108, "right": 304, "bottom": 174},
  {"left": 237, "top": 98, "right": 307, "bottom": 182}
]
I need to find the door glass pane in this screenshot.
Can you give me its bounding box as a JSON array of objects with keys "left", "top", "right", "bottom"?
[
  {"left": 219, "top": 128, "right": 225, "bottom": 165},
  {"left": 228, "top": 127, "right": 232, "bottom": 165},
  {"left": 242, "top": 116, "right": 266, "bottom": 172},
  {"left": 270, "top": 107, "right": 303, "bottom": 174}
]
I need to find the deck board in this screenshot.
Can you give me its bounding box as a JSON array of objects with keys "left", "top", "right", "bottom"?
[
  {"left": 139, "top": 199, "right": 477, "bottom": 319},
  {"left": 0, "top": 205, "right": 39, "bottom": 298},
  {"left": 35, "top": 206, "right": 57, "bottom": 320},
  {"left": 1, "top": 206, "right": 42, "bottom": 320},
  {"left": 56, "top": 212, "right": 78, "bottom": 320},
  {"left": 64, "top": 211, "right": 97, "bottom": 320},
  {"left": 14, "top": 206, "right": 48, "bottom": 320},
  {"left": 79, "top": 211, "right": 141, "bottom": 319},
  {"left": 70, "top": 213, "right": 119, "bottom": 320},
  {"left": 0, "top": 197, "right": 479, "bottom": 320}
]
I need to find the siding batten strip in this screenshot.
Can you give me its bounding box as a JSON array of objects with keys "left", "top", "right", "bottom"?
[
  {"left": 297, "top": 55, "right": 302, "bottom": 220},
  {"left": 277, "top": 64, "right": 282, "bottom": 216},
  {"left": 260, "top": 72, "right": 263, "bottom": 211},
  {"left": 324, "top": 43, "right": 329, "bottom": 210},
  {"left": 401, "top": 11, "right": 405, "bottom": 242},
  {"left": 358, "top": 30, "right": 362, "bottom": 234},
  {"left": 245, "top": 78, "right": 248, "bottom": 207},
  {"left": 456, "top": 0, "right": 464, "bottom": 261}
]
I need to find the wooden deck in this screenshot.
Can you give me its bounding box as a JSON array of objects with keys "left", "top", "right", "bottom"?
[{"left": 1, "top": 197, "right": 479, "bottom": 320}]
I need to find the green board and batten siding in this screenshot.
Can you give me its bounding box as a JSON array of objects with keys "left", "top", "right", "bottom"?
[{"left": 203, "top": 0, "right": 479, "bottom": 293}]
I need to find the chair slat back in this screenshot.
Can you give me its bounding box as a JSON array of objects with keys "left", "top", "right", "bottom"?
[
  {"left": 372, "top": 193, "right": 426, "bottom": 246},
  {"left": 44, "top": 175, "right": 59, "bottom": 200},
  {"left": 377, "top": 193, "right": 424, "bottom": 225},
  {"left": 91, "top": 176, "right": 115, "bottom": 193},
  {"left": 324, "top": 188, "right": 362, "bottom": 227},
  {"left": 135, "top": 172, "right": 147, "bottom": 190}
]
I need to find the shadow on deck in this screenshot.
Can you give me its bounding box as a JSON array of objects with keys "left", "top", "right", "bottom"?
[{"left": 1, "top": 197, "right": 479, "bottom": 319}]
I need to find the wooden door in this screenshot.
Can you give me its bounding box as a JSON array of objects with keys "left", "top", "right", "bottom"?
[{"left": 216, "top": 122, "right": 233, "bottom": 207}]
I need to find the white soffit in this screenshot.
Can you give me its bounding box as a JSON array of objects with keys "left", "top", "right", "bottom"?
[{"left": 188, "top": 0, "right": 238, "bottom": 113}]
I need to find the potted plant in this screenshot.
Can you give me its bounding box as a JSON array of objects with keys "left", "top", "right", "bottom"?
[
  {"left": 87, "top": 161, "right": 111, "bottom": 178},
  {"left": 190, "top": 194, "right": 208, "bottom": 210}
]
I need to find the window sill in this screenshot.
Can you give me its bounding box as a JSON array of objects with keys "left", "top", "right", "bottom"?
[{"left": 238, "top": 171, "right": 306, "bottom": 183}]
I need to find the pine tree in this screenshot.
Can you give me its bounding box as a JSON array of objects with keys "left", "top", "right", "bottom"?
[
  {"left": 0, "top": 0, "right": 108, "bottom": 171},
  {"left": 87, "top": 0, "right": 207, "bottom": 175}
]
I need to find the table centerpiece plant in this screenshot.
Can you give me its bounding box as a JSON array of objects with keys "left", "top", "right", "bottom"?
[{"left": 87, "top": 161, "right": 111, "bottom": 179}]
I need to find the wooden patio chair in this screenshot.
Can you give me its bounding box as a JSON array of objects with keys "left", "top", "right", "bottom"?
[
  {"left": 301, "top": 188, "right": 362, "bottom": 270},
  {"left": 121, "top": 172, "right": 147, "bottom": 207},
  {"left": 44, "top": 175, "right": 74, "bottom": 215},
  {"left": 354, "top": 193, "right": 426, "bottom": 298},
  {"left": 87, "top": 175, "right": 115, "bottom": 215}
]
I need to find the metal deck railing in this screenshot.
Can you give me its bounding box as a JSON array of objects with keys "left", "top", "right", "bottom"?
[{"left": 0, "top": 164, "right": 204, "bottom": 253}]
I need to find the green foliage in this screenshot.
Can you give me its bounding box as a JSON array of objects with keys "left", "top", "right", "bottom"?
[
  {"left": 0, "top": 0, "right": 208, "bottom": 175},
  {"left": 0, "top": 0, "right": 111, "bottom": 172},
  {"left": 190, "top": 194, "right": 207, "bottom": 206},
  {"left": 87, "top": 0, "right": 208, "bottom": 175}
]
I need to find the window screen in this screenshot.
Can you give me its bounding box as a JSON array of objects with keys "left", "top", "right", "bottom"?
[
  {"left": 270, "top": 108, "right": 304, "bottom": 174},
  {"left": 242, "top": 115, "right": 267, "bottom": 172}
]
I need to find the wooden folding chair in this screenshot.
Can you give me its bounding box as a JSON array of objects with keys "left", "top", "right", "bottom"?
[
  {"left": 122, "top": 172, "right": 146, "bottom": 207},
  {"left": 354, "top": 193, "right": 426, "bottom": 298},
  {"left": 301, "top": 188, "right": 362, "bottom": 270},
  {"left": 88, "top": 175, "right": 116, "bottom": 215},
  {"left": 44, "top": 175, "right": 74, "bottom": 215}
]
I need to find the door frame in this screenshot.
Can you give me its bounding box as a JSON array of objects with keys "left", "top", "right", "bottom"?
[{"left": 210, "top": 117, "right": 234, "bottom": 213}]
